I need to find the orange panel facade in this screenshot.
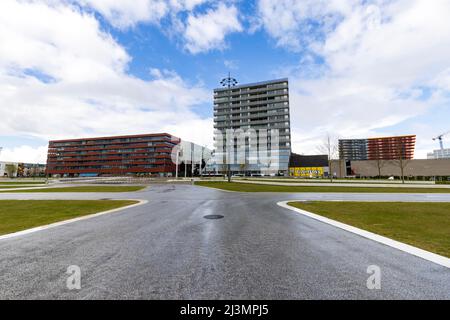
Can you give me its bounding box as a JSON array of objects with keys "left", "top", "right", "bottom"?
[
  {"left": 46, "top": 133, "right": 180, "bottom": 177},
  {"left": 367, "top": 135, "right": 416, "bottom": 160}
]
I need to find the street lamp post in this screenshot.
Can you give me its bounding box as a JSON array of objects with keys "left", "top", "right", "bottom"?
[
  {"left": 220, "top": 72, "right": 238, "bottom": 183},
  {"left": 175, "top": 145, "right": 182, "bottom": 179},
  {"left": 200, "top": 145, "right": 206, "bottom": 177}
]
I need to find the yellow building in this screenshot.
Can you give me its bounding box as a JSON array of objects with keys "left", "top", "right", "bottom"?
[
  {"left": 289, "top": 167, "right": 324, "bottom": 178},
  {"left": 288, "top": 154, "right": 329, "bottom": 178}
]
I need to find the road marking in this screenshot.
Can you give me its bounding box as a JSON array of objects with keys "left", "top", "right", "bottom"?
[
  {"left": 193, "top": 184, "right": 240, "bottom": 193},
  {"left": 0, "top": 199, "right": 148, "bottom": 241},
  {"left": 277, "top": 200, "right": 450, "bottom": 269}
]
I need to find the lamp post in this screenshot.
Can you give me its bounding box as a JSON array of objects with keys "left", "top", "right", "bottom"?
[
  {"left": 175, "top": 145, "right": 182, "bottom": 179},
  {"left": 200, "top": 145, "right": 205, "bottom": 177},
  {"left": 220, "top": 72, "right": 238, "bottom": 183}
]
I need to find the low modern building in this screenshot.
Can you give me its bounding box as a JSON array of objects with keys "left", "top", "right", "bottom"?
[
  {"left": 0, "top": 161, "right": 45, "bottom": 177},
  {"left": 288, "top": 154, "right": 329, "bottom": 178},
  {"left": 427, "top": 148, "right": 450, "bottom": 159},
  {"left": 339, "top": 135, "right": 416, "bottom": 161},
  {"left": 331, "top": 159, "right": 450, "bottom": 180},
  {"left": 0, "top": 161, "right": 17, "bottom": 177},
  {"left": 18, "top": 163, "right": 46, "bottom": 177},
  {"left": 46, "top": 133, "right": 180, "bottom": 177}
]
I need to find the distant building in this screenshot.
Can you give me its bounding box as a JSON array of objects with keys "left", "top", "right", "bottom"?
[
  {"left": 213, "top": 78, "right": 291, "bottom": 175},
  {"left": 339, "top": 139, "right": 368, "bottom": 161},
  {"left": 0, "top": 162, "right": 17, "bottom": 177},
  {"left": 288, "top": 154, "right": 329, "bottom": 178},
  {"left": 331, "top": 159, "right": 450, "bottom": 179},
  {"left": 46, "top": 133, "right": 211, "bottom": 177},
  {"left": 427, "top": 148, "right": 450, "bottom": 159},
  {"left": 339, "top": 135, "right": 416, "bottom": 161},
  {"left": 0, "top": 162, "right": 45, "bottom": 177}
]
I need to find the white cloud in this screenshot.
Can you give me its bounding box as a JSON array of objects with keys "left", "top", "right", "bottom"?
[
  {"left": 0, "top": 145, "right": 48, "bottom": 164},
  {"left": 75, "top": 0, "right": 211, "bottom": 29},
  {"left": 75, "top": 0, "right": 169, "bottom": 28},
  {"left": 184, "top": 3, "right": 243, "bottom": 54},
  {"left": 258, "top": 0, "right": 450, "bottom": 158},
  {"left": 74, "top": 1, "right": 242, "bottom": 54},
  {"left": 256, "top": 0, "right": 355, "bottom": 51},
  {"left": 0, "top": 0, "right": 213, "bottom": 163}
]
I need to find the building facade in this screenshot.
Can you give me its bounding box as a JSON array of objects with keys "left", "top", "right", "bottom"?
[
  {"left": 46, "top": 133, "right": 180, "bottom": 177},
  {"left": 339, "top": 135, "right": 416, "bottom": 161},
  {"left": 427, "top": 148, "right": 450, "bottom": 159},
  {"left": 331, "top": 159, "right": 450, "bottom": 180},
  {"left": 339, "top": 139, "right": 368, "bottom": 160},
  {"left": 213, "top": 78, "right": 291, "bottom": 175},
  {"left": 367, "top": 135, "right": 416, "bottom": 160},
  {"left": 288, "top": 154, "right": 329, "bottom": 178},
  {"left": 0, "top": 162, "right": 45, "bottom": 177},
  {"left": 0, "top": 161, "right": 17, "bottom": 177}
]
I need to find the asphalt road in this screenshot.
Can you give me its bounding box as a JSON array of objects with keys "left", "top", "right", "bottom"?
[{"left": 0, "top": 184, "right": 449, "bottom": 299}]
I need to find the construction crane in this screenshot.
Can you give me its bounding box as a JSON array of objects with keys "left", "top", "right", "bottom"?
[{"left": 432, "top": 131, "right": 450, "bottom": 150}]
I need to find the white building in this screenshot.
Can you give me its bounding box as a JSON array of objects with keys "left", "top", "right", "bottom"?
[
  {"left": 427, "top": 149, "right": 450, "bottom": 159},
  {"left": 0, "top": 161, "right": 18, "bottom": 177}
]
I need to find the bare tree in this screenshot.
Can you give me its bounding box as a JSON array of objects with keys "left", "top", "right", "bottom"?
[
  {"left": 392, "top": 138, "right": 411, "bottom": 184},
  {"left": 375, "top": 159, "right": 386, "bottom": 178},
  {"left": 317, "top": 134, "right": 339, "bottom": 182},
  {"left": 370, "top": 147, "right": 386, "bottom": 178}
]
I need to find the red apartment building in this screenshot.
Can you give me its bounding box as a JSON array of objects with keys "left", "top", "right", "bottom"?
[
  {"left": 367, "top": 135, "right": 416, "bottom": 160},
  {"left": 46, "top": 133, "right": 180, "bottom": 177}
]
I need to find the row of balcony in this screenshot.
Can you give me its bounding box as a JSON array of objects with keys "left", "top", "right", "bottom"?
[
  {"left": 214, "top": 92, "right": 288, "bottom": 105},
  {"left": 214, "top": 118, "right": 290, "bottom": 128},
  {"left": 214, "top": 89, "right": 288, "bottom": 103},
  {"left": 214, "top": 111, "right": 289, "bottom": 122},
  {"left": 214, "top": 97, "right": 289, "bottom": 110},
  {"left": 50, "top": 143, "right": 173, "bottom": 153},
  {"left": 50, "top": 136, "right": 177, "bottom": 148},
  {"left": 214, "top": 104, "right": 289, "bottom": 117},
  {"left": 49, "top": 150, "right": 172, "bottom": 158},
  {"left": 214, "top": 83, "right": 288, "bottom": 97}
]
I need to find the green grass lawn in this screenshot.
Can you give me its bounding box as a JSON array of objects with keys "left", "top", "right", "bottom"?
[
  {"left": 240, "top": 178, "right": 433, "bottom": 185},
  {"left": 0, "top": 181, "right": 46, "bottom": 185},
  {"left": 0, "top": 200, "right": 138, "bottom": 235},
  {"left": 288, "top": 201, "right": 450, "bottom": 257},
  {"left": 195, "top": 181, "right": 450, "bottom": 193},
  {"left": 0, "top": 185, "right": 146, "bottom": 193}
]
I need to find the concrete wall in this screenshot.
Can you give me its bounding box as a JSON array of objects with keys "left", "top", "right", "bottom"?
[
  {"left": 330, "top": 160, "right": 346, "bottom": 178},
  {"left": 333, "top": 159, "right": 450, "bottom": 178}
]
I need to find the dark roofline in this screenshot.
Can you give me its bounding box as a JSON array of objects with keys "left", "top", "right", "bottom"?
[
  {"left": 214, "top": 78, "right": 288, "bottom": 92},
  {"left": 49, "top": 133, "right": 179, "bottom": 143},
  {"left": 339, "top": 135, "right": 416, "bottom": 142}
]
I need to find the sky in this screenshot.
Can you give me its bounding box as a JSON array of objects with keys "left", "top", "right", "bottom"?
[{"left": 1, "top": 0, "right": 450, "bottom": 163}]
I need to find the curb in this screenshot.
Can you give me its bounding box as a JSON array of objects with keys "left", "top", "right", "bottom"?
[
  {"left": 0, "top": 199, "right": 148, "bottom": 241},
  {"left": 277, "top": 200, "right": 450, "bottom": 269}
]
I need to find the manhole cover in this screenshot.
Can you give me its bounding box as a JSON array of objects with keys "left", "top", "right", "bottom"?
[{"left": 203, "top": 215, "right": 224, "bottom": 220}]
